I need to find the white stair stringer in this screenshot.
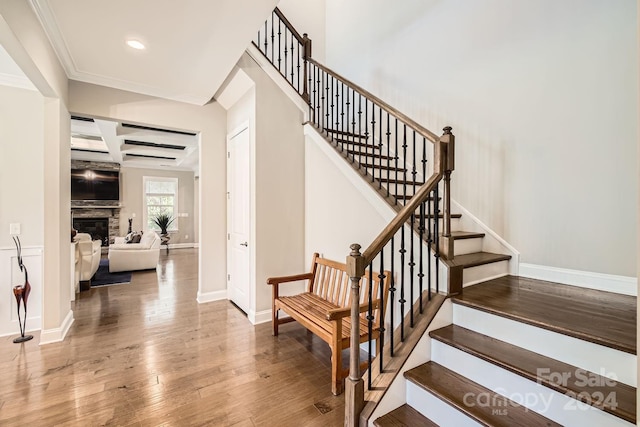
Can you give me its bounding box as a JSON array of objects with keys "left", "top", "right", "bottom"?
[
  {"left": 430, "top": 339, "right": 633, "bottom": 427},
  {"left": 452, "top": 303, "right": 637, "bottom": 387},
  {"left": 367, "top": 300, "right": 453, "bottom": 427}
]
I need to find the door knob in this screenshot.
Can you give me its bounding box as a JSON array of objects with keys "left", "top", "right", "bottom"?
[{"left": 240, "top": 242, "right": 248, "bottom": 247}]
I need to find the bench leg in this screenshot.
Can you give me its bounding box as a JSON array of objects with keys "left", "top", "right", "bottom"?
[
  {"left": 331, "top": 322, "right": 343, "bottom": 395},
  {"left": 272, "top": 308, "right": 279, "bottom": 336}
]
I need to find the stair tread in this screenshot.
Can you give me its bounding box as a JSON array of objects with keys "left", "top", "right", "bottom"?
[
  {"left": 451, "top": 275, "right": 637, "bottom": 354},
  {"left": 347, "top": 149, "right": 395, "bottom": 160},
  {"left": 450, "top": 231, "right": 485, "bottom": 240},
  {"left": 374, "top": 404, "right": 438, "bottom": 427},
  {"left": 324, "top": 128, "right": 367, "bottom": 138},
  {"left": 376, "top": 177, "right": 425, "bottom": 186},
  {"left": 405, "top": 361, "right": 560, "bottom": 427},
  {"left": 430, "top": 325, "right": 636, "bottom": 423},
  {"left": 360, "top": 162, "right": 405, "bottom": 171},
  {"left": 335, "top": 139, "right": 379, "bottom": 149},
  {"left": 394, "top": 194, "right": 441, "bottom": 201},
  {"left": 449, "top": 252, "right": 512, "bottom": 268}
]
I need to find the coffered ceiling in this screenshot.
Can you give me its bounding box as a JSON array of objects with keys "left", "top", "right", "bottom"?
[{"left": 31, "top": 0, "right": 278, "bottom": 105}]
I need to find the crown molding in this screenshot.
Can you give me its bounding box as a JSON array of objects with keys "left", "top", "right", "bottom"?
[{"left": 0, "top": 72, "right": 37, "bottom": 91}]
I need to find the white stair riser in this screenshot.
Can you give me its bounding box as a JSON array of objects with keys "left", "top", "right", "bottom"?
[
  {"left": 406, "top": 381, "right": 483, "bottom": 427},
  {"left": 454, "top": 237, "right": 483, "bottom": 256},
  {"left": 462, "top": 260, "right": 509, "bottom": 286},
  {"left": 453, "top": 304, "right": 637, "bottom": 386},
  {"left": 431, "top": 340, "right": 633, "bottom": 427}
]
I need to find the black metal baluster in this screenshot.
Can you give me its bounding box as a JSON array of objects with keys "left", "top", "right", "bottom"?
[
  {"left": 345, "top": 86, "right": 351, "bottom": 158},
  {"left": 340, "top": 82, "right": 345, "bottom": 151},
  {"left": 330, "top": 77, "right": 335, "bottom": 139},
  {"left": 385, "top": 112, "right": 390, "bottom": 194},
  {"left": 422, "top": 137, "right": 427, "bottom": 184},
  {"left": 364, "top": 99, "right": 369, "bottom": 176},
  {"left": 290, "top": 36, "right": 295, "bottom": 90},
  {"left": 283, "top": 27, "right": 288, "bottom": 78},
  {"left": 358, "top": 95, "right": 363, "bottom": 167},
  {"left": 315, "top": 66, "right": 320, "bottom": 125},
  {"left": 367, "top": 262, "right": 374, "bottom": 390},
  {"left": 399, "top": 225, "right": 406, "bottom": 341},
  {"left": 270, "top": 13, "right": 275, "bottom": 64},
  {"left": 434, "top": 187, "right": 440, "bottom": 293},
  {"left": 370, "top": 104, "right": 376, "bottom": 182},
  {"left": 394, "top": 119, "right": 399, "bottom": 205},
  {"left": 412, "top": 131, "right": 417, "bottom": 203},
  {"left": 419, "top": 201, "right": 425, "bottom": 313},
  {"left": 263, "top": 21, "right": 268, "bottom": 54},
  {"left": 409, "top": 211, "right": 415, "bottom": 328},
  {"left": 427, "top": 193, "right": 432, "bottom": 301},
  {"left": 378, "top": 107, "right": 383, "bottom": 186},
  {"left": 378, "top": 250, "right": 385, "bottom": 372},
  {"left": 257, "top": 30, "right": 260, "bottom": 53},
  {"left": 402, "top": 125, "right": 407, "bottom": 205},
  {"left": 389, "top": 236, "right": 395, "bottom": 357},
  {"left": 277, "top": 19, "right": 282, "bottom": 71}
]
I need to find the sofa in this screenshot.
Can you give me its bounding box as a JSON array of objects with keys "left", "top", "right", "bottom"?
[
  {"left": 75, "top": 233, "right": 101, "bottom": 284},
  {"left": 108, "top": 231, "right": 161, "bottom": 273}
]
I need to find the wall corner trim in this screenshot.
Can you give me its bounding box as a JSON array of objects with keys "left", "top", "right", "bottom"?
[{"left": 39, "top": 310, "right": 74, "bottom": 345}]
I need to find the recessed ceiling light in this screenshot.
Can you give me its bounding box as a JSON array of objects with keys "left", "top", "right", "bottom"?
[{"left": 126, "top": 40, "right": 145, "bottom": 50}]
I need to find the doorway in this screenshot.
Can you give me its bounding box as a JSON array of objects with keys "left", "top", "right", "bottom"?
[{"left": 226, "top": 124, "right": 251, "bottom": 314}]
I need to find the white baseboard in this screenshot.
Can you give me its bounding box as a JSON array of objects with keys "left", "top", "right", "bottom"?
[
  {"left": 167, "top": 243, "right": 196, "bottom": 249},
  {"left": 39, "top": 310, "right": 74, "bottom": 345},
  {"left": 248, "top": 309, "right": 272, "bottom": 325},
  {"left": 197, "top": 289, "right": 228, "bottom": 304},
  {"left": 519, "top": 263, "right": 637, "bottom": 296}
]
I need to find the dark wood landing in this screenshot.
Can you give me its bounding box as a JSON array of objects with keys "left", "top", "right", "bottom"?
[
  {"left": 360, "top": 162, "right": 405, "bottom": 172},
  {"left": 346, "top": 150, "right": 394, "bottom": 160},
  {"left": 447, "top": 252, "right": 511, "bottom": 269},
  {"left": 430, "top": 325, "right": 636, "bottom": 423},
  {"left": 336, "top": 139, "right": 378, "bottom": 149},
  {"left": 452, "top": 276, "right": 637, "bottom": 354},
  {"left": 405, "top": 362, "right": 560, "bottom": 427},
  {"left": 374, "top": 404, "right": 437, "bottom": 427},
  {"left": 325, "top": 128, "right": 367, "bottom": 138}
]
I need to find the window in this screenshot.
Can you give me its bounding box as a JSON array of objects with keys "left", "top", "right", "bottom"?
[{"left": 143, "top": 177, "right": 178, "bottom": 232}]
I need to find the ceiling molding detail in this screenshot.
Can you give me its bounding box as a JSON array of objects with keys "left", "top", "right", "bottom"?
[{"left": 0, "top": 72, "right": 37, "bottom": 91}]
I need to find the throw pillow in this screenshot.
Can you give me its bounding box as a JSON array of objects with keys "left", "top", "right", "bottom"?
[
  {"left": 124, "top": 232, "right": 134, "bottom": 243},
  {"left": 131, "top": 233, "right": 142, "bottom": 244}
]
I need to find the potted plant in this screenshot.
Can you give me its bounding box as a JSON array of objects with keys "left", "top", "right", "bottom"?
[{"left": 152, "top": 213, "right": 175, "bottom": 236}]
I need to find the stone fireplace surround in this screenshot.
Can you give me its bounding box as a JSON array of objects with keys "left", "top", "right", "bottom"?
[{"left": 71, "top": 160, "right": 121, "bottom": 246}]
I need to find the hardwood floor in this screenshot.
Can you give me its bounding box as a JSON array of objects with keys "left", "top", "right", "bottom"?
[{"left": 0, "top": 249, "right": 344, "bottom": 426}]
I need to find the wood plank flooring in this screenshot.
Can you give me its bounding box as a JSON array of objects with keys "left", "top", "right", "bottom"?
[
  {"left": 0, "top": 249, "right": 344, "bottom": 426},
  {"left": 453, "top": 275, "right": 637, "bottom": 354}
]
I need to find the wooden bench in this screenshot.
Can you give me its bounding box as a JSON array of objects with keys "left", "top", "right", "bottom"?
[{"left": 267, "top": 253, "right": 391, "bottom": 395}]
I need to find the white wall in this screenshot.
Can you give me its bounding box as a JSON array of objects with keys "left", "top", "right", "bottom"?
[
  {"left": 68, "top": 81, "right": 227, "bottom": 301},
  {"left": 325, "top": 0, "right": 638, "bottom": 277},
  {"left": 278, "top": 0, "right": 326, "bottom": 62},
  {"left": 120, "top": 167, "right": 196, "bottom": 244},
  {"left": 0, "top": 84, "right": 44, "bottom": 337}
]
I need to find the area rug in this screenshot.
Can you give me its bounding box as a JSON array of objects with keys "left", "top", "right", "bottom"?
[{"left": 91, "top": 259, "right": 132, "bottom": 287}]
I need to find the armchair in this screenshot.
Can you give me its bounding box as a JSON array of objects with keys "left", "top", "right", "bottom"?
[
  {"left": 74, "top": 233, "right": 101, "bottom": 285},
  {"left": 108, "top": 231, "right": 161, "bottom": 273}
]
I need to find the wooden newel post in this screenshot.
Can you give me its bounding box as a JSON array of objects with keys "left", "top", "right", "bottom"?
[
  {"left": 302, "top": 33, "right": 312, "bottom": 104},
  {"left": 345, "top": 243, "right": 365, "bottom": 427},
  {"left": 440, "top": 126, "right": 456, "bottom": 260}
]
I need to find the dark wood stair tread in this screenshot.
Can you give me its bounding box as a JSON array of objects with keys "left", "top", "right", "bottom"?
[
  {"left": 376, "top": 177, "right": 425, "bottom": 186},
  {"left": 430, "top": 325, "right": 636, "bottom": 423},
  {"left": 450, "top": 231, "right": 485, "bottom": 240},
  {"left": 360, "top": 162, "right": 405, "bottom": 172},
  {"left": 374, "top": 404, "right": 437, "bottom": 427},
  {"left": 324, "top": 128, "right": 367, "bottom": 138},
  {"left": 448, "top": 252, "right": 512, "bottom": 269},
  {"left": 336, "top": 139, "right": 379, "bottom": 149},
  {"left": 405, "top": 362, "right": 560, "bottom": 427},
  {"left": 451, "top": 276, "right": 637, "bottom": 354},
  {"left": 347, "top": 150, "right": 395, "bottom": 160}
]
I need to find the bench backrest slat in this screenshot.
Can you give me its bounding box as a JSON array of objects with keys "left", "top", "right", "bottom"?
[{"left": 308, "top": 254, "right": 391, "bottom": 329}]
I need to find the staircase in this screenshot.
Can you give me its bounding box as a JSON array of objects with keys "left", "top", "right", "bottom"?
[
  {"left": 249, "top": 8, "right": 636, "bottom": 427},
  {"left": 374, "top": 277, "right": 636, "bottom": 426}
]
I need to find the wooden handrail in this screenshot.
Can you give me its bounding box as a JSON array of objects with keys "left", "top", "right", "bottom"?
[
  {"left": 307, "top": 58, "right": 440, "bottom": 144},
  {"left": 362, "top": 139, "right": 445, "bottom": 265},
  {"left": 274, "top": 7, "right": 305, "bottom": 44}
]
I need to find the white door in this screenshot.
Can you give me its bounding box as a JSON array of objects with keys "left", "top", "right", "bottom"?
[{"left": 227, "top": 126, "right": 251, "bottom": 314}]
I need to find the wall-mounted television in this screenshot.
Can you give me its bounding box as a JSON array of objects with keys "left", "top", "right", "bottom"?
[{"left": 71, "top": 169, "right": 120, "bottom": 201}]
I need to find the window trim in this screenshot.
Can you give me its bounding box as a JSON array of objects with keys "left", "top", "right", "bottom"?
[{"left": 142, "top": 176, "right": 179, "bottom": 233}]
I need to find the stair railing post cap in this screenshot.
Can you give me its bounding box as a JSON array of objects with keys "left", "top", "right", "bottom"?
[
  {"left": 443, "top": 126, "right": 453, "bottom": 134},
  {"left": 349, "top": 243, "right": 362, "bottom": 255}
]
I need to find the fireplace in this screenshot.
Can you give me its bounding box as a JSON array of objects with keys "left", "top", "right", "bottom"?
[{"left": 73, "top": 218, "right": 110, "bottom": 246}]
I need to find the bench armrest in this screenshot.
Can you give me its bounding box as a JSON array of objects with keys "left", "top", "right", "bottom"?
[
  {"left": 326, "top": 300, "right": 381, "bottom": 321},
  {"left": 267, "top": 272, "right": 313, "bottom": 285}
]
